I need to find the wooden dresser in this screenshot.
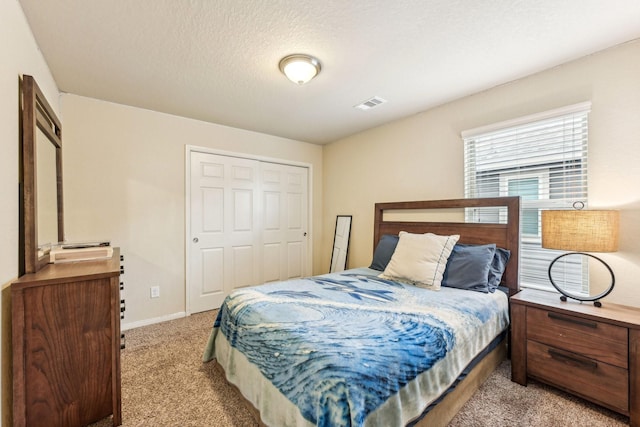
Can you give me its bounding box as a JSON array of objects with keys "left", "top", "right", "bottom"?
[
  {"left": 511, "top": 288, "right": 640, "bottom": 426},
  {"left": 12, "top": 249, "right": 122, "bottom": 427}
]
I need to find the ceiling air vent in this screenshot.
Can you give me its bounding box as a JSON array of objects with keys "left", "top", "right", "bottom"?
[{"left": 354, "top": 96, "right": 387, "bottom": 111}]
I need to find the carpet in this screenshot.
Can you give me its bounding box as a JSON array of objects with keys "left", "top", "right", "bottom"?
[{"left": 91, "top": 310, "right": 628, "bottom": 426}]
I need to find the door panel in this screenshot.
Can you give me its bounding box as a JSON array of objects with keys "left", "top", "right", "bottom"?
[
  {"left": 202, "top": 188, "right": 223, "bottom": 232},
  {"left": 232, "top": 245, "right": 255, "bottom": 288},
  {"left": 263, "top": 243, "right": 281, "bottom": 282},
  {"left": 263, "top": 192, "right": 281, "bottom": 230},
  {"left": 261, "top": 162, "right": 308, "bottom": 283},
  {"left": 202, "top": 249, "right": 224, "bottom": 294},
  {"left": 190, "top": 153, "right": 259, "bottom": 312},
  {"left": 288, "top": 193, "right": 302, "bottom": 229},
  {"left": 189, "top": 152, "right": 308, "bottom": 313},
  {"left": 283, "top": 166, "right": 307, "bottom": 280},
  {"left": 287, "top": 242, "right": 303, "bottom": 279},
  {"left": 233, "top": 189, "right": 253, "bottom": 231}
]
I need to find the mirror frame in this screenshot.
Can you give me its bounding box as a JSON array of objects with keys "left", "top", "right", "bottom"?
[
  {"left": 330, "top": 215, "right": 352, "bottom": 273},
  {"left": 21, "top": 74, "right": 64, "bottom": 274}
]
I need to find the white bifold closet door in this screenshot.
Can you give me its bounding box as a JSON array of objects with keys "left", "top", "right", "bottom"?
[{"left": 189, "top": 152, "right": 309, "bottom": 313}]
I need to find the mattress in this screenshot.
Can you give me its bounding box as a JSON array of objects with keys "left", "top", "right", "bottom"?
[{"left": 203, "top": 267, "right": 509, "bottom": 427}]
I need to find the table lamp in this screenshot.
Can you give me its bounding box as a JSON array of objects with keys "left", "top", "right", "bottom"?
[{"left": 541, "top": 205, "right": 619, "bottom": 307}]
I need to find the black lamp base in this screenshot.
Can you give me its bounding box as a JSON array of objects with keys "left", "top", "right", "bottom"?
[
  {"left": 558, "top": 294, "right": 602, "bottom": 307},
  {"left": 548, "top": 252, "right": 614, "bottom": 308}
]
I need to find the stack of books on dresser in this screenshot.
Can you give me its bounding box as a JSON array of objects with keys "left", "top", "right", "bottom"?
[{"left": 49, "top": 241, "right": 112, "bottom": 263}]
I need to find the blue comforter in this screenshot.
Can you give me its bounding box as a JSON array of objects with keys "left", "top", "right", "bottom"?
[{"left": 203, "top": 268, "right": 509, "bottom": 427}]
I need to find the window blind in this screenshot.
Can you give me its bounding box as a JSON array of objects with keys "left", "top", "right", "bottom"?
[{"left": 462, "top": 103, "right": 590, "bottom": 291}]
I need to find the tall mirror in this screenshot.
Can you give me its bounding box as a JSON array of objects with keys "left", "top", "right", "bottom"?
[
  {"left": 21, "top": 74, "right": 64, "bottom": 274},
  {"left": 330, "top": 215, "right": 352, "bottom": 273}
]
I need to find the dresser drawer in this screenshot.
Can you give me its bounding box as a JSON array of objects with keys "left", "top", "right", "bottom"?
[
  {"left": 527, "top": 340, "right": 629, "bottom": 414},
  {"left": 527, "top": 307, "right": 628, "bottom": 368}
]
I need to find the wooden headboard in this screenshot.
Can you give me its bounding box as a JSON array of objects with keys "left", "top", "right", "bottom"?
[{"left": 373, "top": 197, "right": 520, "bottom": 295}]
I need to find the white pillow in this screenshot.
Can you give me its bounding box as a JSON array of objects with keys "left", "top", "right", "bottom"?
[{"left": 379, "top": 231, "right": 460, "bottom": 290}]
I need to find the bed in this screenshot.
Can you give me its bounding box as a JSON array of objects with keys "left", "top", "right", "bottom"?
[{"left": 203, "top": 197, "right": 520, "bottom": 427}]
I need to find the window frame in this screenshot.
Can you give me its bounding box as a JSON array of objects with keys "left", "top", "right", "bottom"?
[{"left": 462, "top": 102, "right": 591, "bottom": 292}]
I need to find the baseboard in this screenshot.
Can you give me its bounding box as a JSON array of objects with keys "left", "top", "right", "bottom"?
[{"left": 121, "top": 311, "right": 187, "bottom": 331}]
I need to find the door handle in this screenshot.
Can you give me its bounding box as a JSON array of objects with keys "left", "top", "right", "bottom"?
[
  {"left": 547, "top": 312, "right": 597, "bottom": 328},
  {"left": 547, "top": 348, "right": 598, "bottom": 371},
  {"left": 193, "top": 237, "right": 199, "bottom": 243}
]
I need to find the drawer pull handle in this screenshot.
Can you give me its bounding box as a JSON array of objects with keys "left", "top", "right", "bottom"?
[
  {"left": 547, "top": 312, "right": 597, "bottom": 328},
  {"left": 548, "top": 348, "right": 598, "bottom": 371}
]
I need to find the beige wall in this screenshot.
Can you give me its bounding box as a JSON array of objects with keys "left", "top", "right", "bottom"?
[
  {"left": 61, "top": 95, "right": 323, "bottom": 328},
  {"left": 323, "top": 39, "right": 640, "bottom": 307},
  {"left": 1, "top": 0, "right": 61, "bottom": 423},
  {"left": 4, "top": 1, "right": 640, "bottom": 420}
]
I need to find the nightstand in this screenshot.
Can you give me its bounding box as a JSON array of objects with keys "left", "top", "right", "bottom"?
[{"left": 511, "top": 288, "right": 640, "bottom": 426}]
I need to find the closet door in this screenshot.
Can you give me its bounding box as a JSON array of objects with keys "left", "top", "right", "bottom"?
[
  {"left": 188, "top": 151, "right": 310, "bottom": 313},
  {"left": 261, "top": 162, "right": 309, "bottom": 283},
  {"left": 189, "top": 153, "right": 260, "bottom": 313}
]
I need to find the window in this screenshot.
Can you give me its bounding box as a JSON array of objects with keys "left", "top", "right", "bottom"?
[{"left": 462, "top": 103, "right": 590, "bottom": 291}]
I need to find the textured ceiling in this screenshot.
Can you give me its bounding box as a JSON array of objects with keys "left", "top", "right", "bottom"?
[{"left": 18, "top": 0, "right": 640, "bottom": 144}]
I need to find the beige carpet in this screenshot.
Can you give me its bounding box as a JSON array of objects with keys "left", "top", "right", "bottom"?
[{"left": 91, "top": 311, "right": 629, "bottom": 427}]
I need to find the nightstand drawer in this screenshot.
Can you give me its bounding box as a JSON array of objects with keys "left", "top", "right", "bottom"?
[
  {"left": 527, "top": 340, "right": 629, "bottom": 414},
  {"left": 527, "top": 307, "right": 628, "bottom": 368}
]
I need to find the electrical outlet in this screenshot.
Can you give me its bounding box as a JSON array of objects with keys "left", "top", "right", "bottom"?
[{"left": 150, "top": 286, "right": 160, "bottom": 298}]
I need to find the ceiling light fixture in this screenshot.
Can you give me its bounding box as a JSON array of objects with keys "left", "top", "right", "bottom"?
[{"left": 279, "top": 54, "right": 321, "bottom": 85}]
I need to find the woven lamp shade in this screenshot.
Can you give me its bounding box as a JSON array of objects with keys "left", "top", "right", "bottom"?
[{"left": 541, "top": 210, "right": 619, "bottom": 252}]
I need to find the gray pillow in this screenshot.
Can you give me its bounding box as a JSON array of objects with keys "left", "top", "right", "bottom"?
[
  {"left": 488, "top": 247, "right": 511, "bottom": 291},
  {"left": 441, "top": 244, "right": 496, "bottom": 293},
  {"left": 369, "top": 234, "right": 399, "bottom": 271}
]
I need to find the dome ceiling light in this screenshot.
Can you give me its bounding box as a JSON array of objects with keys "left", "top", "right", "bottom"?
[{"left": 279, "top": 54, "right": 321, "bottom": 85}]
